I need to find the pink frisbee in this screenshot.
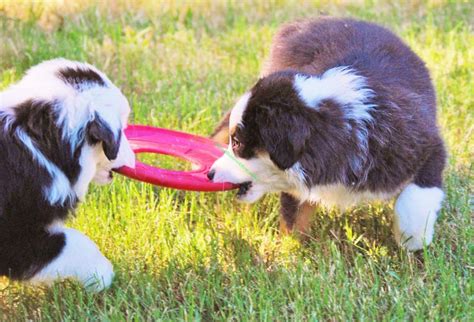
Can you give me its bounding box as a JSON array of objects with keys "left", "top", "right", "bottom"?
[{"left": 115, "top": 125, "right": 237, "bottom": 192}]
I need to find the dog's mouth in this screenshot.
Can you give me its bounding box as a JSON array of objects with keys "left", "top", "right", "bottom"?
[{"left": 237, "top": 181, "right": 252, "bottom": 198}]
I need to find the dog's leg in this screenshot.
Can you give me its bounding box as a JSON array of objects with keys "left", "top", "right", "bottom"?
[
  {"left": 394, "top": 145, "right": 445, "bottom": 250},
  {"left": 393, "top": 183, "right": 444, "bottom": 250},
  {"left": 0, "top": 226, "right": 65, "bottom": 281},
  {"left": 210, "top": 110, "right": 231, "bottom": 145},
  {"left": 30, "top": 223, "right": 114, "bottom": 292},
  {"left": 280, "top": 192, "right": 315, "bottom": 238}
]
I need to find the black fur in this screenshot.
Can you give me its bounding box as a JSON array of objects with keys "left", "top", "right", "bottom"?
[
  {"left": 0, "top": 100, "right": 81, "bottom": 279},
  {"left": 57, "top": 66, "right": 106, "bottom": 90},
  {"left": 86, "top": 113, "right": 121, "bottom": 161},
  {"left": 0, "top": 60, "right": 125, "bottom": 284},
  {"left": 0, "top": 92, "right": 114, "bottom": 281},
  {"left": 12, "top": 99, "right": 84, "bottom": 183},
  {"left": 280, "top": 192, "right": 301, "bottom": 228}
]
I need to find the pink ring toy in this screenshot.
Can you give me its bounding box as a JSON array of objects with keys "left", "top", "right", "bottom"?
[{"left": 115, "top": 125, "right": 237, "bottom": 192}]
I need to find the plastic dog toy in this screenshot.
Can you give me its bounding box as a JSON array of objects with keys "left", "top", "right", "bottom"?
[{"left": 115, "top": 125, "right": 237, "bottom": 192}]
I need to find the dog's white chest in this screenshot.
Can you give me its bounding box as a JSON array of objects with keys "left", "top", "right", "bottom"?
[{"left": 301, "top": 184, "right": 398, "bottom": 209}]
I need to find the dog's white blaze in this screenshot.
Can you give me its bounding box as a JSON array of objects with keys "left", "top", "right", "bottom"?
[
  {"left": 30, "top": 223, "right": 114, "bottom": 292},
  {"left": 229, "top": 92, "right": 251, "bottom": 129},
  {"left": 15, "top": 128, "right": 74, "bottom": 205},
  {"left": 211, "top": 151, "right": 298, "bottom": 203},
  {"left": 113, "top": 130, "right": 136, "bottom": 168},
  {"left": 75, "top": 86, "right": 126, "bottom": 131},
  {"left": 213, "top": 92, "right": 252, "bottom": 185},
  {"left": 58, "top": 73, "right": 130, "bottom": 154},
  {"left": 211, "top": 144, "right": 250, "bottom": 183},
  {"left": 73, "top": 145, "right": 98, "bottom": 201},
  {"left": 394, "top": 183, "right": 444, "bottom": 250}
]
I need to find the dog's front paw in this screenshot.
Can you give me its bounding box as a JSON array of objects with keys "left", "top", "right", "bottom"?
[
  {"left": 81, "top": 254, "right": 114, "bottom": 292},
  {"left": 393, "top": 184, "right": 443, "bottom": 251},
  {"left": 30, "top": 227, "right": 114, "bottom": 292},
  {"left": 393, "top": 228, "right": 433, "bottom": 251}
]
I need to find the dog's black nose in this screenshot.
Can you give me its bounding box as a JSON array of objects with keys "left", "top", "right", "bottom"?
[{"left": 207, "top": 169, "right": 215, "bottom": 181}]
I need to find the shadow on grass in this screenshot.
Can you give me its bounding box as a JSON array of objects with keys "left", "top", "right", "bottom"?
[{"left": 1, "top": 169, "right": 470, "bottom": 319}]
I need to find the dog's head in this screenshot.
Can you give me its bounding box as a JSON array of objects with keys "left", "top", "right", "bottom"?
[
  {"left": 53, "top": 59, "right": 136, "bottom": 200},
  {"left": 1, "top": 58, "right": 135, "bottom": 204},
  {"left": 75, "top": 83, "right": 135, "bottom": 185},
  {"left": 209, "top": 72, "right": 311, "bottom": 202},
  {"left": 208, "top": 68, "right": 374, "bottom": 202}
]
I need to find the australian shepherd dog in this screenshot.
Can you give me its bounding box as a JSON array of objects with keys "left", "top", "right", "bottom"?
[{"left": 209, "top": 18, "right": 446, "bottom": 251}]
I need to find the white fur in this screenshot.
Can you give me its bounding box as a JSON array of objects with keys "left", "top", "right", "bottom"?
[
  {"left": 394, "top": 183, "right": 444, "bottom": 250},
  {"left": 229, "top": 92, "right": 251, "bottom": 129},
  {"left": 286, "top": 162, "right": 309, "bottom": 195},
  {"left": 211, "top": 144, "right": 251, "bottom": 183},
  {"left": 113, "top": 129, "right": 135, "bottom": 169},
  {"left": 294, "top": 66, "right": 375, "bottom": 122},
  {"left": 211, "top": 149, "right": 295, "bottom": 203},
  {"left": 0, "top": 58, "right": 131, "bottom": 151},
  {"left": 297, "top": 184, "right": 398, "bottom": 210},
  {"left": 30, "top": 223, "right": 114, "bottom": 292},
  {"left": 0, "top": 64, "right": 73, "bottom": 116},
  {"left": 73, "top": 145, "right": 99, "bottom": 201},
  {"left": 0, "top": 58, "right": 111, "bottom": 116}
]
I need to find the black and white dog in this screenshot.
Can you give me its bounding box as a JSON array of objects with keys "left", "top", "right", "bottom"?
[
  {"left": 0, "top": 59, "right": 135, "bottom": 291},
  {"left": 209, "top": 18, "right": 446, "bottom": 250}
]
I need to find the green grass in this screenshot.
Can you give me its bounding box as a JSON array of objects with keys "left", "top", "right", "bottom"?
[{"left": 0, "top": 0, "right": 472, "bottom": 320}]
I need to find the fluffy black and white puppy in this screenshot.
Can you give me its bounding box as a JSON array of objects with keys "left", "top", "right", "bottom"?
[
  {"left": 209, "top": 18, "right": 446, "bottom": 250},
  {"left": 0, "top": 59, "right": 135, "bottom": 291}
]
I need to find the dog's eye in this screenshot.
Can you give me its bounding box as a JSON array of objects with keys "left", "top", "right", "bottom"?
[{"left": 231, "top": 137, "right": 241, "bottom": 150}]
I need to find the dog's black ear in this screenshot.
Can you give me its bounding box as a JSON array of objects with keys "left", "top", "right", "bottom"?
[
  {"left": 86, "top": 113, "right": 120, "bottom": 161},
  {"left": 257, "top": 107, "right": 310, "bottom": 170}
]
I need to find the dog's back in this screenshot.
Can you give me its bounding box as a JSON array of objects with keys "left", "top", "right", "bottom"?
[
  {"left": 264, "top": 18, "right": 433, "bottom": 96},
  {"left": 259, "top": 18, "right": 445, "bottom": 191}
]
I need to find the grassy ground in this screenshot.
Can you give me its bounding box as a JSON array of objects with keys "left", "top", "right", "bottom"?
[{"left": 0, "top": 0, "right": 472, "bottom": 320}]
